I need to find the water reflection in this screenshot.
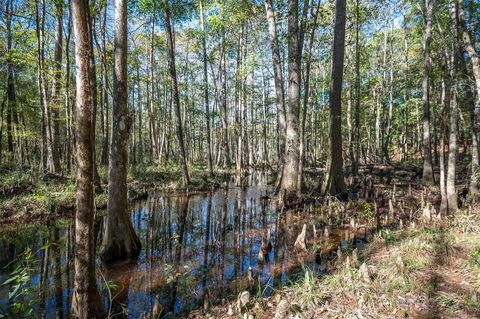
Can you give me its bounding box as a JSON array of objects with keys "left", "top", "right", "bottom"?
[{"left": 0, "top": 173, "right": 360, "bottom": 318}]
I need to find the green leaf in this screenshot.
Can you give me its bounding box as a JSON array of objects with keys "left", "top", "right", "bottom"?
[
  {"left": 2, "top": 275, "right": 19, "bottom": 286},
  {"left": 9, "top": 284, "right": 21, "bottom": 299}
]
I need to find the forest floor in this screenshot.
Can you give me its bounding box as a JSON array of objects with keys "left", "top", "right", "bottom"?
[
  {"left": 0, "top": 164, "right": 229, "bottom": 225},
  {"left": 193, "top": 208, "right": 480, "bottom": 319}
]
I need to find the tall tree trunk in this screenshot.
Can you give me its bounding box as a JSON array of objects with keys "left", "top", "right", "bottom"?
[
  {"left": 235, "top": 26, "right": 245, "bottom": 184},
  {"left": 70, "top": 0, "right": 104, "bottom": 317},
  {"left": 51, "top": 0, "right": 63, "bottom": 173},
  {"left": 379, "top": 29, "right": 388, "bottom": 161},
  {"left": 458, "top": 0, "right": 480, "bottom": 200},
  {"left": 422, "top": 0, "right": 435, "bottom": 184},
  {"left": 149, "top": 4, "right": 159, "bottom": 161},
  {"left": 100, "top": 5, "right": 109, "bottom": 166},
  {"left": 163, "top": 0, "right": 190, "bottom": 185},
  {"left": 352, "top": 0, "right": 361, "bottom": 175},
  {"left": 439, "top": 71, "right": 448, "bottom": 214},
  {"left": 220, "top": 19, "right": 230, "bottom": 167},
  {"left": 5, "top": 0, "right": 16, "bottom": 161},
  {"left": 135, "top": 52, "right": 143, "bottom": 165},
  {"left": 279, "top": 0, "right": 301, "bottom": 203},
  {"left": 37, "top": 0, "right": 56, "bottom": 172},
  {"left": 374, "top": 87, "right": 381, "bottom": 158},
  {"left": 86, "top": 7, "right": 103, "bottom": 192},
  {"left": 384, "top": 45, "right": 394, "bottom": 162},
  {"left": 264, "top": 0, "right": 286, "bottom": 165},
  {"left": 261, "top": 70, "right": 270, "bottom": 168},
  {"left": 299, "top": 0, "right": 321, "bottom": 193},
  {"left": 65, "top": 5, "right": 73, "bottom": 172},
  {"left": 100, "top": 0, "right": 141, "bottom": 264},
  {"left": 200, "top": 0, "right": 213, "bottom": 176},
  {"left": 347, "top": 86, "right": 353, "bottom": 168},
  {"left": 439, "top": 132, "right": 448, "bottom": 214},
  {"left": 402, "top": 16, "right": 409, "bottom": 161},
  {"left": 0, "top": 96, "right": 4, "bottom": 164},
  {"left": 446, "top": 0, "right": 459, "bottom": 213},
  {"left": 322, "top": 0, "right": 347, "bottom": 197}
]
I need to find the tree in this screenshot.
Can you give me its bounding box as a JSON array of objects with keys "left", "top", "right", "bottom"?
[
  {"left": 279, "top": 0, "right": 301, "bottom": 203},
  {"left": 100, "top": 0, "right": 142, "bottom": 264},
  {"left": 445, "top": 0, "right": 459, "bottom": 213},
  {"left": 163, "top": 0, "right": 191, "bottom": 185},
  {"left": 99, "top": 3, "right": 110, "bottom": 167},
  {"left": 299, "top": 0, "right": 321, "bottom": 192},
  {"left": 352, "top": 0, "right": 361, "bottom": 175},
  {"left": 5, "top": 0, "right": 16, "bottom": 161},
  {"left": 200, "top": 0, "right": 213, "bottom": 176},
  {"left": 458, "top": 0, "right": 480, "bottom": 200},
  {"left": 65, "top": 4, "right": 74, "bottom": 171},
  {"left": 50, "top": 0, "right": 63, "bottom": 173},
  {"left": 234, "top": 24, "right": 245, "bottom": 185},
  {"left": 34, "top": 0, "right": 47, "bottom": 170},
  {"left": 322, "top": 0, "right": 347, "bottom": 197},
  {"left": 264, "top": 0, "right": 286, "bottom": 165},
  {"left": 421, "top": 0, "right": 435, "bottom": 184},
  {"left": 87, "top": 6, "right": 103, "bottom": 192},
  {"left": 70, "top": 0, "right": 103, "bottom": 316},
  {"left": 0, "top": 96, "right": 4, "bottom": 163},
  {"left": 220, "top": 2, "right": 231, "bottom": 168},
  {"left": 148, "top": 1, "right": 159, "bottom": 162}
]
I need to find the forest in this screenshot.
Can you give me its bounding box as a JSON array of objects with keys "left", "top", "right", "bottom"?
[{"left": 1, "top": 0, "right": 480, "bottom": 318}]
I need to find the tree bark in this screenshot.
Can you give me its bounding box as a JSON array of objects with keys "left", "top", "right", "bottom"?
[
  {"left": 352, "top": 0, "right": 361, "bottom": 175},
  {"left": 220, "top": 6, "right": 231, "bottom": 168},
  {"left": 446, "top": 0, "right": 459, "bottom": 213},
  {"left": 100, "top": 5, "right": 110, "bottom": 167},
  {"left": 71, "top": 0, "right": 104, "bottom": 317},
  {"left": 422, "top": 0, "right": 435, "bottom": 184},
  {"left": 322, "top": 0, "right": 347, "bottom": 197},
  {"left": 264, "top": 0, "right": 286, "bottom": 164},
  {"left": 384, "top": 42, "right": 394, "bottom": 162},
  {"left": 440, "top": 72, "right": 448, "bottom": 214},
  {"left": 35, "top": 0, "right": 50, "bottom": 170},
  {"left": 5, "top": 0, "right": 16, "bottom": 160},
  {"left": 100, "top": 0, "right": 142, "bottom": 264},
  {"left": 149, "top": 4, "right": 159, "bottom": 161},
  {"left": 86, "top": 7, "right": 103, "bottom": 192},
  {"left": 299, "top": 0, "right": 321, "bottom": 193},
  {"left": 0, "top": 96, "right": 4, "bottom": 164},
  {"left": 163, "top": 0, "right": 191, "bottom": 185},
  {"left": 235, "top": 26, "right": 245, "bottom": 184},
  {"left": 261, "top": 70, "right": 270, "bottom": 168},
  {"left": 458, "top": 0, "right": 480, "bottom": 199},
  {"left": 279, "top": 0, "right": 301, "bottom": 203},
  {"left": 200, "top": 0, "right": 213, "bottom": 176},
  {"left": 65, "top": 6, "right": 73, "bottom": 172},
  {"left": 402, "top": 16, "right": 409, "bottom": 161},
  {"left": 50, "top": 0, "right": 63, "bottom": 173}
]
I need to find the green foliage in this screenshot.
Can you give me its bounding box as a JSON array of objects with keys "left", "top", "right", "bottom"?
[
  {"left": 360, "top": 201, "right": 374, "bottom": 220},
  {"left": 376, "top": 228, "right": 395, "bottom": 245},
  {"left": 469, "top": 246, "right": 480, "bottom": 267},
  {"left": 105, "top": 280, "right": 118, "bottom": 292},
  {"left": 0, "top": 168, "right": 107, "bottom": 220},
  {"left": 0, "top": 248, "right": 37, "bottom": 318}
]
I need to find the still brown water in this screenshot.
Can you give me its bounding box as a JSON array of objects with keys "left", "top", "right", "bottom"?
[{"left": 0, "top": 173, "right": 364, "bottom": 318}]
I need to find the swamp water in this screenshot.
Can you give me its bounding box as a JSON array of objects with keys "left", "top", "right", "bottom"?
[{"left": 0, "top": 174, "right": 364, "bottom": 318}]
